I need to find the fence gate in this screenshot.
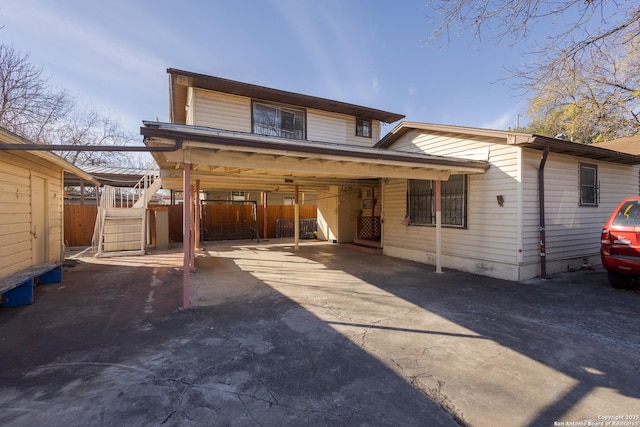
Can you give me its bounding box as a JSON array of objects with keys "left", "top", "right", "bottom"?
[{"left": 201, "top": 200, "right": 259, "bottom": 241}]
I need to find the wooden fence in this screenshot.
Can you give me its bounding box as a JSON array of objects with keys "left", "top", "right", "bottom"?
[
  {"left": 64, "top": 204, "right": 317, "bottom": 246},
  {"left": 159, "top": 204, "right": 318, "bottom": 242},
  {"left": 64, "top": 205, "right": 97, "bottom": 247}
]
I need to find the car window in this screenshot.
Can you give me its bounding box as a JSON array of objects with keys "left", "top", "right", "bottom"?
[{"left": 612, "top": 201, "right": 640, "bottom": 226}]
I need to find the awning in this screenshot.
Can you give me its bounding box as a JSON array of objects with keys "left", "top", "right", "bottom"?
[{"left": 141, "top": 121, "right": 490, "bottom": 192}]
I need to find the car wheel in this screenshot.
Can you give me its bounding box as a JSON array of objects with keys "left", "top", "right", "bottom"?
[{"left": 608, "top": 271, "right": 628, "bottom": 289}]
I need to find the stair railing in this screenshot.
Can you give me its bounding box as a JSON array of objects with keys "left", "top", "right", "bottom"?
[
  {"left": 132, "top": 164, "right": 161, "bottom": 209},
  {"left": 91, "top": 185, "right": 116, "bottom": 255}
]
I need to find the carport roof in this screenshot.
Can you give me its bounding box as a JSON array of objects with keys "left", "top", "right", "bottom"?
[{"left": 141, "top": 121, "right": 490, "bottom": 191}]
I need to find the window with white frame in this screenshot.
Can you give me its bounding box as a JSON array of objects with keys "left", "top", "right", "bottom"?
[
  {"left": 579, "top": 163, "right": 598, "bottom": 206},
  {"left": 407, "top": 175, "right": 467, "bottom": 227},
  {"left": 253, "top": 102, "right": 305, "bottom": 140}
]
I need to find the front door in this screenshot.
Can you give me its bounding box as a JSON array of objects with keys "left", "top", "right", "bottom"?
[{"left": 31, "top": 175, "right": 47, "bottom": 264}]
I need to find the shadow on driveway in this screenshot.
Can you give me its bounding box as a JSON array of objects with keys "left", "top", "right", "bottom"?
[{"left": 1, "top": 241, "right": 638, "bottom": 426}]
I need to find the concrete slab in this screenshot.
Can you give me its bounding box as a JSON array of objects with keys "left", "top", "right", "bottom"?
[{"left": 0, "top": 240, "right": 638, "bottom": 426}]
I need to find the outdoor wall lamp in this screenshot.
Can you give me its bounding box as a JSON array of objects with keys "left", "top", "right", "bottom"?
[{"left": 497, "top": 195, "right": 505, "bottom": 207}]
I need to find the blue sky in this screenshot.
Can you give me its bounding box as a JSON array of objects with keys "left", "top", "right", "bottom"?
[{"left": 1, "top": 0, "right": 535, "bottom": 138}]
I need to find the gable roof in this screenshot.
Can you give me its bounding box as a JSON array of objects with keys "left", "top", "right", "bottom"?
[
  {"left": 376, "top": 122, "right": 640, "bottom": 165},
  {"left": 0, "top": 127, "right": 100, "bottom": 186},
  {"left": 593, "top": 135, "right": 640, "bottom": 155},
  {"left": 168, "top": 68, "right": 405, "bottom": 125}
]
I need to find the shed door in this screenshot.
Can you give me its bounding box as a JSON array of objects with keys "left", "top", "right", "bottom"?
[{"left": 31, "top": 175, "right": 47, "bottom": 264}]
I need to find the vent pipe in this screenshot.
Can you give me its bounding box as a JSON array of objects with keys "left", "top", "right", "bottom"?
[{"left": 538, "top": 146, "right": 550, "bottom": 279}]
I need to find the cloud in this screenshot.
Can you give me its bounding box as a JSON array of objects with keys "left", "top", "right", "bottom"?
[{"left": 372, "top": 76, "right": 379, "bottom": 92}]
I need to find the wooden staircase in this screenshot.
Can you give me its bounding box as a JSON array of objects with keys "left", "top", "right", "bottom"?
[{"left": 92, "top": 167, "right": 161, "bottom": 257}]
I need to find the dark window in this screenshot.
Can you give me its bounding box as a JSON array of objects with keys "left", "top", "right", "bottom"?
[
  {"left": 579, "top": 163, "right": 598, "bottom": 206},
  {"left": 253, "top": 102, "right": 305, "bottom": 140},
  {"left": 407, "top": 175, "right": 467, "bottom": 227},
  {"left": 356, "top": 118, "right": 372, "bottom": 138},
  {"left": 612, "top": 200, "right": 640, "bottom": 226}
]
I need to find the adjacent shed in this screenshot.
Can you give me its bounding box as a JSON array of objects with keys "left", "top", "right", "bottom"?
[{"left": 0, "top": 127, "right": 99, "bottom": 305}]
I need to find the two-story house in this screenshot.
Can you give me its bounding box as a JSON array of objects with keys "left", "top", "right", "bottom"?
[{"left": 141, "top": 69, "right": 640, "bottom": 298}]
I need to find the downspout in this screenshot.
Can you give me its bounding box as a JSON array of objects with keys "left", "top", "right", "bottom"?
[{"left": 538, "top": 146, "right": 550, "bottom": 279}]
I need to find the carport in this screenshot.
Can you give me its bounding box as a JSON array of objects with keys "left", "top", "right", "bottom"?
[{"left": 140, "top": 121, "right": 490, "bottom": 309}]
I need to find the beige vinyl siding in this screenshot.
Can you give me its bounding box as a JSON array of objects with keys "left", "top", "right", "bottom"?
[
  {"left": 48, "top": 175, "right": 64, "bottom": 261},
  {"left": 307, "top": 109, "right": 380, "bottom": 146},
  {"left": 383, "top": 133, "right": 521, "bottom": 279},
  {"left": 188, "top": 88, "right": 251, "bottom": 132},
  {"left": 389, "top": 129, "right": 497, "bottom": 160},
  {"left": 520, "top": 149, "right": 541, "bottom": 268},
  {"left": 521, "top": 149, "right": 640, "bottom": 269},
  {"left": 187, "top": 88, "right": 380, "bottom": 147},
  {"left": 0, "top": 152, "right": 64, "bottom": 280},
  {"left": 382, "top": 178, "right": 414, "bottom": 249},
  {"left": 0, "top": 158, "right": 31, "bottom": 279}
]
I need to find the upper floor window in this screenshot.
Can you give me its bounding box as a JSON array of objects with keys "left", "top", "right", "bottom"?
[
  {"left": 356, "top": 118, "right": 372, "bottom": 138},
  {"left": 579, "top": 163, "right": 599, "bottom": 206},
  {"left": 407, "top": 175, "right": 467, "bottom": 227},
  {"left": 253, "top": 102, "right": 305, "bottom": 140}
]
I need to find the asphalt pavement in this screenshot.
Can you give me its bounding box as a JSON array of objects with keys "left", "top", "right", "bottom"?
[{"left": 0, "top": 241, "right": 638, "bottom": 427}]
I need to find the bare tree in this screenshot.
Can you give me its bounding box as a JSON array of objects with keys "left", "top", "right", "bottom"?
[
  {"left": 52, "top": 108, "right": 140, "bottom": 167},
  {"left": 423, "top": 0, "right": 640, "bottom": 140},
  {"left": 0, "top": 43, "right": 145, "bottom": 166},
  {"left": 424, "top": 0, "right": 639, "bottom": 49},
  {"left": 0, "top": 43, "right": 73, "bottom": 141}
]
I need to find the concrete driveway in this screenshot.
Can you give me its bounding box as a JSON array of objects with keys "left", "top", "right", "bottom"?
[{"left": 0, "top": 240, "right": 638, "bottom": 427}]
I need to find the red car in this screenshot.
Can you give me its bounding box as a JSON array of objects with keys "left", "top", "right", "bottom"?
[{"left": 600, "top": 196, "right": 640, "bottom": 289}]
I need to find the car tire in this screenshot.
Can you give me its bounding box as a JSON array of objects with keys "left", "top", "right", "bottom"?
[{"left": 608, "top": 271, "right": 628, "bottom": 289}]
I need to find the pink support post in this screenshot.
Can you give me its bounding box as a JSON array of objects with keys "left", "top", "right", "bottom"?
[
  {"left": 190, "top": 184, "right": 196, "bottom": 272},
  {"left": 194, "top": 179, "right": 201, "bottom": 252},
  {"left": 182, "top": 163, "right": 191, "bottom": 310}
]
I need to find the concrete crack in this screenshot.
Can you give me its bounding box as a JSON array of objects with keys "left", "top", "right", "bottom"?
[
  {"left": 258, "top": 379, "right": 279, "bottom": 407},
  {"left": 237, "top": 394, "right": 263, "bottom": 427},
  {"left": 424, "top": 380, "right": 468, "bottom": 427},
  {"left": 160, "top": 378, "right": 192, "bottom": 425}
]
